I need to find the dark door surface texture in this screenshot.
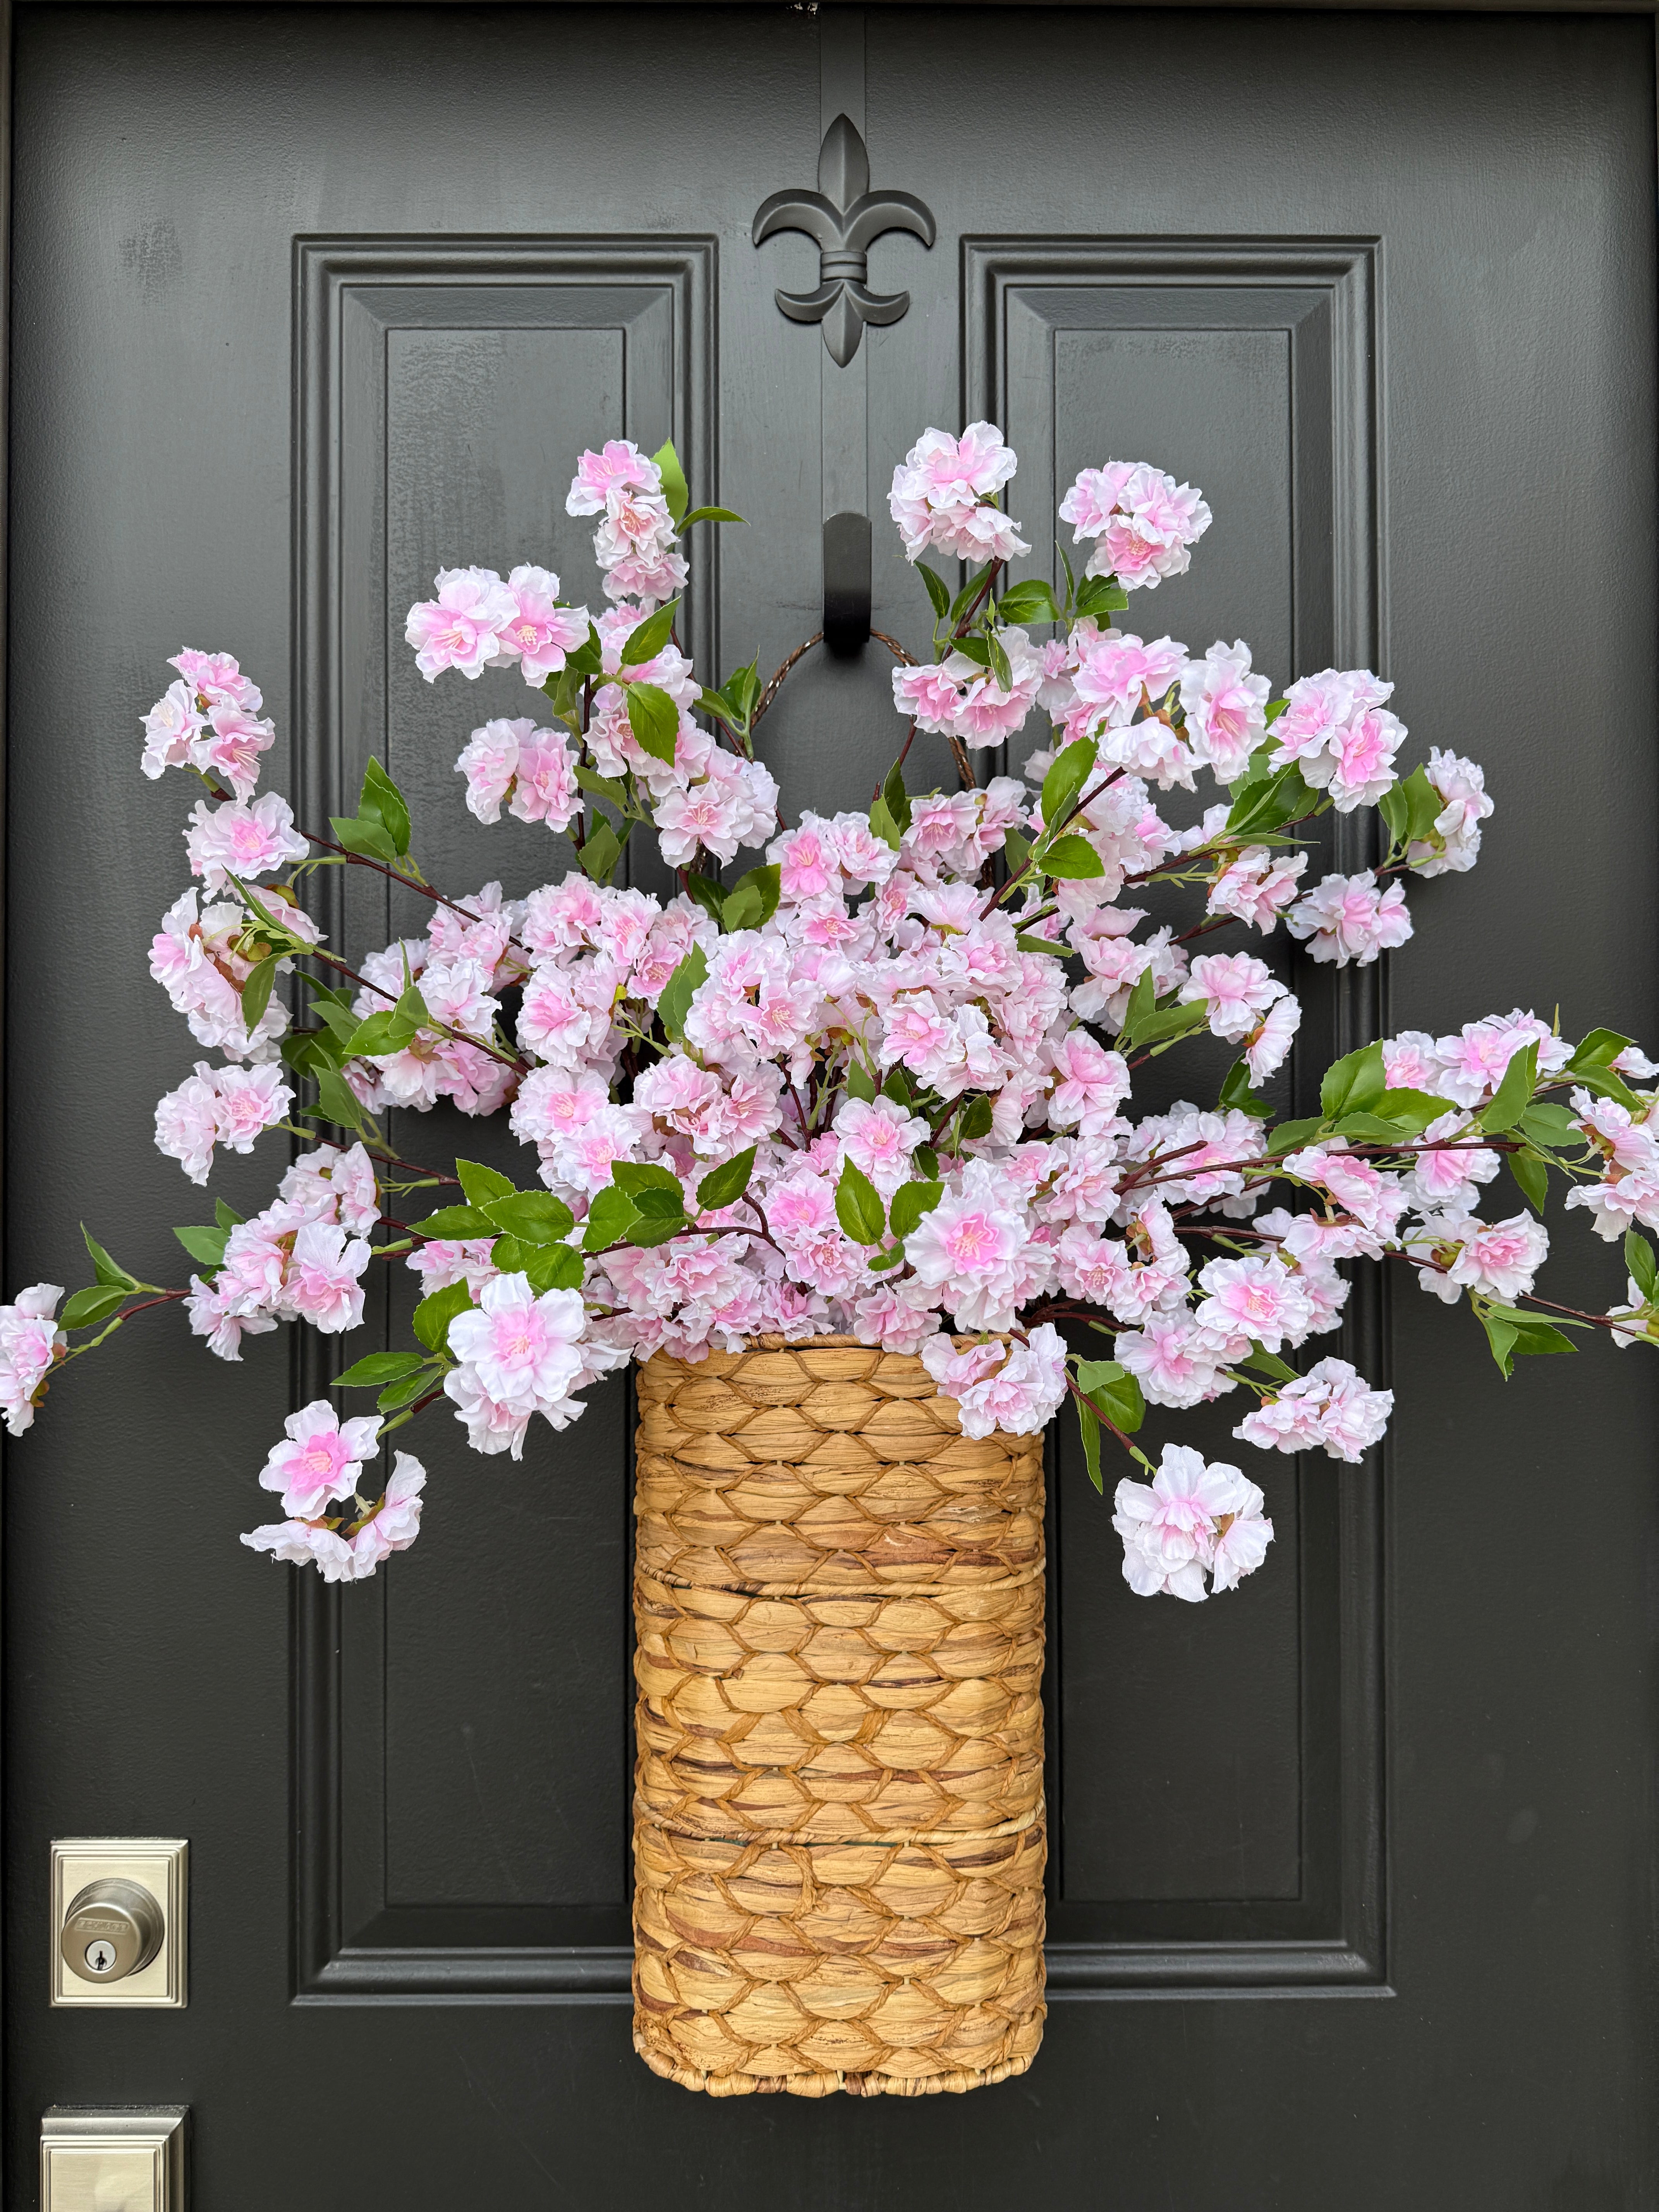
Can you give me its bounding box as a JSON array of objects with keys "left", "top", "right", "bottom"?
[{"left": 6, "top": 6, "right": 1657, "bottom": 2206}]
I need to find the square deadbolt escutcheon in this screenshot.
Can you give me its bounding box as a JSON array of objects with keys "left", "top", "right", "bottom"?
[
  {"left": 50, "top": 1839, "right": 187, "bottom": 2007},
  {"left": 41, "top": 2107, "right": 187, "bottom": 2212}
]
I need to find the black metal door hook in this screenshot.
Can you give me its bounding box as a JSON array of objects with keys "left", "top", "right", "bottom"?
[{"left": 823, "top": 512, "right": 872, "bottom": 655}]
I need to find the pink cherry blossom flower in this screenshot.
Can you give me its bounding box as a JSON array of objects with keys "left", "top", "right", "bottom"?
[
  {"left": 888, "top": 423, "right": 1030, "bottom": 563},
  {"left": 1234, "top": 1357, "right": 1393, "bottom": 1464},
  {"left": 140, "top": 679, "right": 204, "bottom": 777},
  {"left": 185, "top": 1273, "right": 278, "bottom": 1362},
  {"left": 1408, "top": 748, "right": 1493, "bottom": 877},
  {"left": 1180, "top": 951, "right": 1284, "bottom": 1044},
  {"left": 1302, "top": 704, "right": 1404, "bottom": 813},
  {"left": 922, "top": 1324, "right": 1067, "bottom": 1439},
  {"left": 565, "top": 440, "right": 661, "bottom": 514},
  {"left": 1195, "top": 1254, "right": 1316, "bottom": 1356},
  {"left": 835, "top": 1095, "right": 929, "bottom": 1195},
  {"left": 258, "top": 1399, "right": 381, "bottom": 1516},
  {"left": 278, "top": 1142, "right": 379, "bottom": 1235},
  {"left": 1206, "top": 846, "right": 1307, "bottom": 933},
  {"left": 1045, "top": 1032, "right": 1131, "bottom": 1136},
  {"left": 240, "top": 1519, "right": 362, "bottom": 1581},
  {"left": 493, "top": 565, "right": 591, "bottom": 685},
  {"left": 1060, "top": 462, "right": 1211, "bottom": 587},
  {"left": 1443, "top": 1211, "right": 1549, "bottom": 1301},
  {"left": 347, "top": 1452, "right": 427, "bottom": 1571},
  {"left": 1209, "top": 1477, "right": 1275, "bottom": 1592},
  {"left": 0, "top": 1285, "right": 65, "bottom": 1436},
  {"left": 184, "top": 793, "right": 309, "bottom": 892},
  {"left": 1179, "top": 640, "right": 1270, "bottom": 780},
  {"left": 1111, "top": 1443, "right": 1267, "bottom": 1601},
  {"left": 1113, "top": 1312, "right": 1232, "bottom": 1410},
  {"left": 283, "top": 1222, "right": 371, "bottom": 1333},
  {"left": 1267, "top": 667, "right": 1391, "bottom": 771},
  {"left": 1284, "top": 870, "right": 1412, "bottom": 967},
  {"left": 1431, "top": 1010, "right": 1569, "bottom": 1110},
  {"left": 446, "top": 1273, "right": 588, "bottom": 1415},
  {"left": 904, "top": 1163, "right": 1052, "bottom": 1332},
  {"left": 404, "top": 565, "right": 519, "bottom": 680},
  {"left": 1381, "top": 1029, "right": 1446, "bottom": 1092},
  {"left": 1245, "top": 993, "right": 1302, "bottom": 1084}
]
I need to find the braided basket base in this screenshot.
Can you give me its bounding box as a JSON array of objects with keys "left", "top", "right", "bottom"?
[{"left": 633, "top": 1338, "right": 1046, "bottom": 2097}]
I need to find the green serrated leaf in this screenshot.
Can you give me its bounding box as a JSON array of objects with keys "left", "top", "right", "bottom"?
[
  {"left": 214, "top": 1198, "right": 245, "bottom": 1231},
  {"left": 61, "top": 1283, "right": 130, "bottom": 1328},
  {"left": 1570, "top": 1027, "right": 1633, "bottom": 1072},
  {"left": 682, "top": 872, "right": 727, "bottom": 925},
  {"left": 378, "top": 1368, "right": 436, "bottom": 1412},
  {"left": 173, "top": 1224, "right": 230, "bottom": 1270},
  {"left": 1135, "top": 1001, "right": 1210, "bottom": 1048},
  {"left": 986, "top": 631, "right": 1013, "bottom": 690},
  {"left": 335, "top": 1351, "right": 428, "bottom": 1388},
  {"left": 1039, "top": 833, "right": 1104, "bottom": 881},
  {"left": 882, "top": 759, "right": 912, "bottom": 837},
  {"left": 917, "top": 562, "right": 952, "bottom": 620},
  {"left": 835, "top": 1160, "right": 887, "bottom": 1246},
  {"left": 82, "top": 1225, "right": 139, "bottom": 1291},
  {"left": 651, "top": 439, "right": 689, "bottom": 525},
  {"left": 1626, "top": 1230, "right": 1659, "bottom": 1301},
  {"left": 1076, "top": 1357, "right": 1145, "bottom": 1434},
  {"left": 629, "top": 1185, "right": 686, "bottom": 1221},
  {"left": 329, "top": 813, "right": 398, "bottom": 864},
  {"left": 1015, "top": 932, "right": 1064, "bottom": 959},
  {"left": 563, "top": 626, "right": 604, "bottom": 679},
  {"left": 360, "top": 757, "right": 412, "bottom": 856},
  {"left": 1225, "top": 762, "right": 1316, "bottom": 839},
  {"left": 1508, "top": 1147, "right": 1549, "bottom": 1213},
  {"left": 578, "top": 818, "right": 624, "bottom": 885},
  {"left": 1321, "top": 1041, "right": 1388, "bottom": 1121},
  {"left": 485, "top": 1191, "right": 575, "bottom": 1243},
  {"left": 611, "top": 1161, "right": 684, "bottom": 1197},
  {"left": 722, "top": 864, "right": 781, "bottom": 933},
  {"left": 345, "top": 1009, "right": 419, "bottom": 1058},
  {"left": 1040, "top": 737, "right": 1097, "bottom": 833},
  {"left": 1398, "top": 761, "right": 1444, "bottom": 846},
  {"left": 574, "top": 763, "right": 628, "bottom": 806},
  {"left": 311, "top": 1068, "right": 366, "bottom": 1132},
  {"left": 697, "top": 1147, "right": 757, "bottom": 1213},
  {"left": 844, "top": 1061, "right": 878, "bottom": 1104},
  {"left": 1074, "top": 575, "right": 1129, "bottom": 619},
  {"left": 1077, "top": 1398, "right": 1104, "bottom": 1492},
  {"left": 518, "top": 1242, "right": 584, "bottom": 1293},
  {"left": 1373, "top": 1087, "right": 1456, "bottom": 1132},
  {"left": 456, "top": 1159, "right": 515, "bottom": 1206},
  {"left": 678, "top": 505, "right": 745, "bottom": 529},
  {"left": 1266, "top": 1115, "right": 1326, "bottom": 1157},
  {"left": 958, "top": 1095, "right": 995, "bottom": 1143},
  {"left": 1481, "top": 1042, "right": 1538, "bottom": 1134},
  {"left": 239, "top": 954, "right": 280, "bottom": 1032},
  {"left": 583, "top": 1186, "right": 642, "bottom": 1252},
  {"left": 657, "top": 943, "right": 708, "bottom": 1041},
  {"left": 1117, "top": 966, "right": 1156, "bottom": 1049},
  {"left": 870, "top": 795, "right": 903, "bottom": 852},
  {"left": 413, "top": 1280, "right": 475, "bottom": 1355},
  {"left": 414, "top": 1204, "right": 498, "bottom": 1240},
  {"left": 625, "top": 1213, "right": 685, "bottom": 1247},
  {"left": 1218, "top": 1060, "right": 1272, "bottom": 1118},
  {"left": 620, "top": 601, "right": 680, "bottom": 668},
  {"left": 1239, "top": 1345, "right": 1298, "bottom": 1382},
  {"left": 996, "top": 578, "right": 1061, "bottom": 627},
  {"left": 624, "top": 681, "right": 682, "bottom": 768},
  {"left": 1517, "top": 1101, "right": 1580, "bottom": 1147},
  {"left": 889, "top": 1179, "right": 943, "bottom": 1240}
]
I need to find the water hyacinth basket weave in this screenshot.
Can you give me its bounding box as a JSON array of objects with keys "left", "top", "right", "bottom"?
[{"left": 631, "top": 1336, "right": 1048, "bottom": 2096}]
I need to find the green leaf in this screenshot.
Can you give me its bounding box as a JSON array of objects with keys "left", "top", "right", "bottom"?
[
  {"left": 697, "top": 1147, "right": 757, "bottom": 1212},
  {"left": 61, "top": 1284, "right": 129, "bottom": 1328},
  {"left": 1506, "top": 1316, "right": 1578, "bottom": 1361},
  {"left": 485, "top": 1191, "right": 575, "bottom": 1243},
  {"left": 1480, "top": 1311, "right": 1519, "bottom": 1377},
  {"left": 1373, "top": 1087, "right": 1457, "bottom": 1132},
  {"left": 393, "top": 982, "right": 429, "bottom": 1034},
  {"left": 722, "top": 864, "right": 781, "bottom": 933},
  {"left": 1073, "top": 575, "right": 1129, "bottom": 619},
  {"left": 1135, "top": 1001, "right": 1209, "bottom": 1049},
  {"left": 844, "top": 1061, "right": 878, "bottom": 1104},
  {"left": 625, "top": 681, "right": 681, "bottom": 764},
  {"left": 867, "top": 1243, "right": 908, "bottom": 1272},
  {"left": 869, "top": 796, "right": 903, "bottom": 852},
  {"left": 1265, "top": 1115, "right": 1326, "bottom": 1157},
  {"left": 682, "top": 872, "right": 727, "bottom": 926},
  {"left": 986, "top": 631, "right": 1013, "bottom": 690},
  {"left": 1218, "top": 1060, "right": 1272, "bottom": 1118},
  {"left": 455, "top": 1159, "right": 515, "bottom": 1206},
  {"left": 1016, "top": 933, "right": 1065, "bottom": 959},
  {"left": 835, "top": 1160, "right": 887, "bottom": 1246},
  {"left": 1508, "top": 1147, "right": 1549, "bottom": 1213},
  {"left": 1563, "top": 1063, "right": 1645, "bottom": 1116},
  {"left": 335, "top": 1351, "right": 428, "bottom": 1388},
  {"left": 214, "top": 1198, "right": 245, "bottom": 1231},
  {"left": 517, "top": 1242, "right": 585, "bottom": 1293},
  {"left": 882, "top": 760, "right": 912, "bottom": 837},
  {"left": 1002, "top": 826, "right": 1032, "bottom": 875},
  {"left": 1321, "top": 1041, "right": 1388, "bottom": 1121},
  {"left": 612, "top": 1161, "right": 685, "bottom": 1197},
  {"left": 173, "top": 1224, "right": 230, "bottom": 1270},
  {"left": 629, "top": 1185, "right": 687, "bottom": 1221},
  {"left": 82, "top": 1226, "right": 139, "bottom": 1291},
  {"left": 917, "top": 563, "right": 952, "bottom": 619},
  {"left": 620, "top": 601, "right": 680, "bottom": 668},
  {"left": 1039, "top": 834, "right": 1104, "bottom": 880},
  {"left": 678, "top": 505, "right": 745, "bottom": 529},
  {"left": 949, "top": 562, "right": 993, "bottom": 623},
  {"left": 651, "top": 439, "right": 689, "bottom": 524},
  {"left": 889, "top": 1179, "right": 943, "bottom": 1240},
  {"left": 360, "top": 757, "right": 412, "bottom": 855},
  {"left": 1224, "top": 762, "right": 1316, "bottom": 838},
  {"left": 311, "top": 1068, "right": 366, "bottom": 1132},
  {"left": 1480, "top": 1042, "right": 1538, "bottom": 1134},
  {"left": 578, "top": 819, "right": 624, "bottom": 885},
  {"left": 1517, "top": 1101, "right": 1580, "bottom": 1148},
  {"left": 1040, "top": 737, "right": 1098, "bottom": 831},
  {"left": 625, "top": 1213, "right": 686, "bottom": 1247},
  {"left": 657, "top": 943, "right": 708, "bottom": 1041},
  {"left": 1569, "top": 1027, "right": 1633, "bottom": 1072},
  {"left": 1239, "top": 1345, "right": 1298, "bottom": 1383},
  {"left": 915, "top": 1145, "right": 940, "bottom": 1179},
  {"left": 414, "top": 1204, "right": 498, "bottom": 1240},
  {"left": 1627, "top": 1231, "right": 1659, "bottom": 1302},
  {"left": 1116, "top": 966, "right": 1156, "bottom": 1048},
  {"left": 378, "top": 1368, "right": 437, "bottom": 1412},
  {"left": 562, "top": 626, "right": 604, "bottom": 679},
  {"left": 958, "top": 1094, "right": 995, "bottom": 1142},
  {"left": 583, "top": 1186, "right": 641, "bottom": 1251},
  {"left": 413, "top": 1280, "right": 474, "bottom": 1355},
  {"left": 1399, "top": 762, "right": 1444, "bottom": 845},
  {"left": 996, "top": 578, "right": 1061, "bottom": 627},
  {"left": 1075, "top": 1357, "right": 1145, "bottom": 1433},
  {"left": 882, "top": 1067, "right": 914, "bottom": 1106},
  {"left": 329, "top": 813, "right": 399, "bottom": 865},
  {"left": 345, "top": 1008, "right": 419, "bottom": 1058},
  {"left": 240, "top": 954, "right": 281, "bottom": 1032},
  {"left": 1076, "top": 1398, "right": 1104, "bottom": 1493},
  {"left": 574, "top": 763, "right": 628, "bottom": 806}
]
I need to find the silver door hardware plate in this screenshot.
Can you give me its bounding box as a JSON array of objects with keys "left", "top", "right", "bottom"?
[
  {"left": 50, "top": 1840, "right": 187, "bottom": 2008},
  {"left": 41, "top": 2107, "right": 187, "bottom": 2212}
]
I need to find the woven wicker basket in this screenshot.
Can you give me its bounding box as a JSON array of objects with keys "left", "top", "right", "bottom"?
[{"left": 632, "top": 1336, "right": 1047, "bottom": 2097}]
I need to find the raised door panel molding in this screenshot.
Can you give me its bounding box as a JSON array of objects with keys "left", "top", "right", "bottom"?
[
  {"left": 964, "top": 239, "right": 1387, "bottom": 1994},
  {"left": 291, "top": 239, "right": 715, "bottom": 2002}
]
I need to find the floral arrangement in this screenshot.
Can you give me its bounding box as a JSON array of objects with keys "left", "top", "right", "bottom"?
[{"left": 9, "top": 421, "right": 1657, "bottom": 1608}]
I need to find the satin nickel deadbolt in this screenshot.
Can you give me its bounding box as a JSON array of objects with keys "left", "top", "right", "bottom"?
[
  {"left": 51, "top": 1840, "right": 187, "bottom": 2006},
  {"left": 60, "top": 1879, "right": 165, "bottom": 1983}
]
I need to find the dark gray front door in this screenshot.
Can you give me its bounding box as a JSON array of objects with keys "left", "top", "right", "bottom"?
[{"left": 8, "top": 7, "right": 1657, "bottom": 2204}]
